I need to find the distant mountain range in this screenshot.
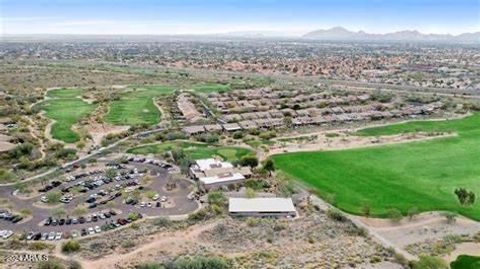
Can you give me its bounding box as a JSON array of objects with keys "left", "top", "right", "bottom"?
[{"left": 303, "top": 27, "right": 480, "bottom": 42}]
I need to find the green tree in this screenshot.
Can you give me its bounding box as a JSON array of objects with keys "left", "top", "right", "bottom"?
[
  {"left": 454, "top": 187, "right": 476, "bottom": 206},
  {"left": 239, "top": 156, "right": 258, "bottom": 168},
  {"left": 387, "top": 208, "right": 403, "bottom": 223},
  {"left": 262, "top": 159, "right": 275, "bottom": 176},
  {"left": 46, "top": 191, "right": 62, "bottom": 204},
  {"left": 407, "top": 207, "right": 419, "bottom": 221}
]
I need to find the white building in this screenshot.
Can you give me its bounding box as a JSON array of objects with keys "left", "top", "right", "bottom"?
[
  {"left": 229, "top": 197, "right": 297, "bottom": 218},
  {"left": 199, "top": 172, "right": 245, "bottom": 190},
  {"left": 190, "top": 158, "right": 251, "bottom": 190}
]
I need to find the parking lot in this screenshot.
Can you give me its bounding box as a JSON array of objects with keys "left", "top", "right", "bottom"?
[{"left": 0, "top": 156, "right": 199, "bottom": 241}]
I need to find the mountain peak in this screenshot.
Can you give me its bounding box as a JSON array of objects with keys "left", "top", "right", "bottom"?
[{"left": 303, "top": 27, "right": 479, "bottom": 42}]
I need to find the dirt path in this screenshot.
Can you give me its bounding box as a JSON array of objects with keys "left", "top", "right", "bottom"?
[
  {"left": 78, "top": 221, "right": 219, "bottom": 269},
  {"left": 24, "top": 116, "right": 47, "bottom": 159},
  {"left": 308, "top": 195, "right": 418, "bottom": 261},
  {"left": 262, "top": 131, "right": 455, "bottom": 160},
  {"left": 444, "top": 242, "right": 480, "bottom": 262}
]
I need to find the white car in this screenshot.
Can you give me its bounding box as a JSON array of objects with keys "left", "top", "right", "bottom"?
[
  {"left": 26, "top": 231, "right": 35, "bottom": 240},
  {"left": 94, "top": 226, "right": 101, "bottom": 233},
  {"left": 88, "top": 227, "right": 95, "bottom": 235},
  {"left": 161, "top": 196, "right": 167, "bottom": 202},
  {"left": 48, "top": 232, "right": 55, "bottom": 240},
  {"left": 55, "top": 232, "right": 62, "bottom": 240},
  {"left": 41, "top": 233, "right": 48, "bottom": 241},
  {"left": 40, "top": 196, "right": 48, "bottom": 203},
  {"left": 152, "top": 194, "right": 160, "bottom": 201},
  {"left": 71, "top": 230, "right": 79, "bottom": 238},
  {"left": 0, "top": 230, "right": 13, "bottom": 239}
]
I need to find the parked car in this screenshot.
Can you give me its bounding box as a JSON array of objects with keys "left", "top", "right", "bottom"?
[
  {"left": 1, "top": 230, "right": 13, "bottom": 239},
  {"left": 12, "top": 216, "right": 23, "bottom": 223},
  {"left": 71, "top": 230, "right": 79, "bottom": 238},
  {"left": 94, "top": 226, "right": 101, "bottom": 233},
  {"left": 88, "top": 227, "right": 95, "bottom": 235},
  {"left": 55, "top": 232, "right": 62, "bottom": 240},
  {"left": 26, "top": 231, "right": 35, "bottom": 240},
  {"left": 48, "top": 232, "right": 55, "bottom": 240},
  {"left": 33, "top": 232, "right": 42, "bottom": 241}
]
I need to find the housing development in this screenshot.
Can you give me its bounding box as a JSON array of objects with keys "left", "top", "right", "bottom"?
[{"left": 1, "top": 1, "right": 480, "bottom": 269}]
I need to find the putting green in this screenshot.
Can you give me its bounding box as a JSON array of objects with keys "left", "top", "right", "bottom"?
[
  {"left": 37, "top": 88, "right": 95, "bottom": 143},
  {"left": 272, "top": 114, "right": 480, "bottom": 220},
  {"left": 127, "top": 141, "right": 253, "bottom": 161},
  {"left": 104, "top": 86, "right": 174, "bottom": 126}
]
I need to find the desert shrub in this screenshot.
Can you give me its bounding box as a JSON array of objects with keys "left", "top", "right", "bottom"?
[
  {"left": 207, "top": 191, "right": 226, "bottom": 207},
  {"left": 327, "top": 208, "right": 347, "bottom": 222},
  {"left": 61, "top": 240, "right": 80, "bottom": 253},
  {"left": 232, "top": 131, "right": 244, "bottom": 139},
  {"left": 244, "top": 179, "right": 270, "bottom": 190},
  {"left": 136, "top": 262, "right": 164, "bottom": 269},
  {"left": 171, "top": 255, "right": 230, "bottom": 269},
  {"left": 37, "top": 260, "right": 64, "bottom": 269},
  {"left": 29, "top": 241, "right": 54, "bottom": 251},
  {"left": 153, "top": 217, "right": 172, "bottom": 227},
  {"left": 121, "top": 240, "right": 136, "bottom": 249},
  {"left": 412, "top": 255, "right": 448, "bottom": 269}
]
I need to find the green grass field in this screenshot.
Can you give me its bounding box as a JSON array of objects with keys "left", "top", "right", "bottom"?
[
  {"left": 127, "top": 141, "right": 253, "bottom": 161},
  {"left": 192, "top": 83, "right": 231, "bottom": 93},
  {"left": 272, "top": 114, "right": 480, "bottom": 220},
  {"left": 38, "top": 88, "right": 95, "bottom": 143},
  {"left": 450, "top": 255, "right": 480, "bottom": 269},
  {"left": 104, "top": 86, "right": 174, "bottom": 126}
]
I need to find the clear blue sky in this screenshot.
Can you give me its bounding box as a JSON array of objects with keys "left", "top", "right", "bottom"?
[{"left": 1, "top": 0, "right": 479, "bottom": 35}]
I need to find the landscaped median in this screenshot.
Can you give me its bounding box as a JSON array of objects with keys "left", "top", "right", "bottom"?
[{"left": 271, "top": 113, "right": 480, "bottom": 220}]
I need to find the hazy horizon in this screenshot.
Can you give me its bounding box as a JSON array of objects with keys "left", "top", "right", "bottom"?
[{"left": 1, "top": 0, "right": 479, "bottom": 36}]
